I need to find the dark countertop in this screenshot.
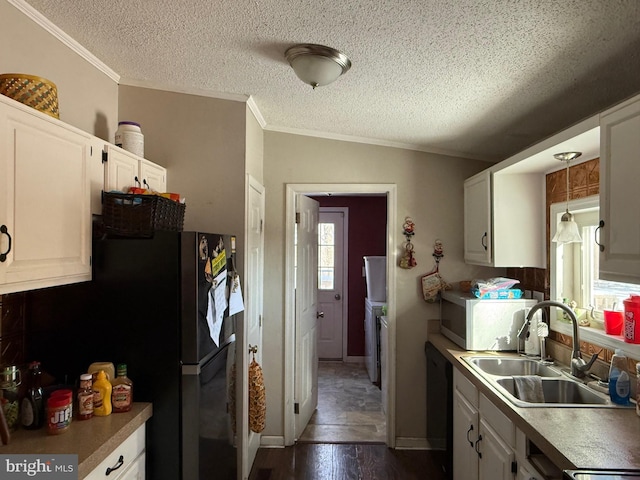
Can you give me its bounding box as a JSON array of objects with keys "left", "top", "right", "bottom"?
[
  {"left": 0, "top": 402, "right": 152, "bottom": 478},
  {"left": 429, "top": 333, "right": 640, "bottom": 471}
]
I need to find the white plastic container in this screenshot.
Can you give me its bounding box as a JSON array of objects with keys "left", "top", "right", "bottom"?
[
  {"left": 363, "top": 256, "right": 386, "bottom": 302},
  {"left": 115, "top": 121, "right": 144, "bottom": 158}
]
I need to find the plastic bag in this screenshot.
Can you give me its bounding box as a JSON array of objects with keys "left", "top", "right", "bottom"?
[{"left": 472, "top": 277, "right": 520, "bottom": 297}]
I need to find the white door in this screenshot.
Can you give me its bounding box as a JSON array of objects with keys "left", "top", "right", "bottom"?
[
  {"left": 294, "top": 194, "right": 319, "bottom": 440},
  {"left": 240, "top": 176, "right": 264, "bottom": 478},
  {"left": 317, "top": 209, "right": 346, "bottom": 360}
]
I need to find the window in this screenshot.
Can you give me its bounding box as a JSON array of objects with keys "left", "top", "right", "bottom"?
[
  {"left": 551, "top": 196, "right": 640, "bottom": 316},
  {"left": 318, "top": 222, "right": 335, "bottom": 290}
]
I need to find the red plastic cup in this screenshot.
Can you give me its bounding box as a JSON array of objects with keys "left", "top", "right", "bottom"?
[{"left": 604, "top": 310, "right": 623, "bottom": 335}]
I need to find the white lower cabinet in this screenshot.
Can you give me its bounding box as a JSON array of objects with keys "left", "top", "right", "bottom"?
[
  {"left": 453, "top": 369, "right": 516, "bottom": 480},
  {"left": 84, "top": 424, "right": 145, "bottom": 480}
]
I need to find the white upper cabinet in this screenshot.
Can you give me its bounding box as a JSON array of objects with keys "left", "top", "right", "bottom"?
[
  {"left": 599, "top": 94, "right": 640, "bottom": 284},
  {"left": 464, "top": 171, "right": 492, "bottom": 265},
  {"left": 103, "top": 144, "right": 167, "bottom": 193},
  {"left": 0, "top": 96, "right": 94, "bottom": 294},
  {"left": 464, "top": 170, "right": 545, "bottom": 268}
]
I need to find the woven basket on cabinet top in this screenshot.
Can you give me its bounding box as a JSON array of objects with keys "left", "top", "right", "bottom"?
[{"left": 0, "top": 73, "right": 59, "bottom": 119}]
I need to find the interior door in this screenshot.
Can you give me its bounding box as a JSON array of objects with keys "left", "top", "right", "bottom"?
[
  {"left": 294, "top": 194, "right": 319, "bottom": 440},
  {"left": 317, "top": 209, "right": 346, "bottom": 359},
  {"left": 242, "top": 176, "right": 264, "bottom": 477}
]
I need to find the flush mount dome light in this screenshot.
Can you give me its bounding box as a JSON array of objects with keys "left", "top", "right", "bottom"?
[{"left": 285, "top": 43, "right": 351, "bottom": 89}]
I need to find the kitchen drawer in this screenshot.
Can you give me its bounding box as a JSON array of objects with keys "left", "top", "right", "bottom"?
[
  {"left": 479, "top": 393, "right": 514, "bottom": 447},
  {"left": 84, "top": 425, "right": 145, "bottom": 479},
  {"left": 454, "top": 368, "right": 478, "bottom": 407},
  {"left": 117, "top": 451, "right": 145, "bottom": 480}
]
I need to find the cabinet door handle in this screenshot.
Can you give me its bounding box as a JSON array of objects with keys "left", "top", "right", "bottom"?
[
  {"left": 143, "top": 178, "right": 151, "bottom": 190},
  {"left": 595, "top": 220, "right": 605, "bottom": 252},
  {"left": 105, "top": 455, "right": 124, "bottom": 475},
  {"left": 466, "top": 424, "right": 474, "bottom": 446},
  {"left": 134, "top": 176, "right": 141, "bottom": 187},
  {"left": 475, "top": 434, "right": 483, "bottom": 458},
  {"left": 0, "top": 225, "right": 12, "bottom": 263},
  {"left": 481, "top": 232, "right": 487, "bottom": 251}
]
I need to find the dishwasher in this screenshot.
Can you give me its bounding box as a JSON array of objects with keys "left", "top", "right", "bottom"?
[{"left": 425, "top": 341, "right": 453, "bottom": 480}]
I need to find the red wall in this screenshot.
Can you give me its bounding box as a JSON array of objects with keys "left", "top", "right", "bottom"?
[{"left": 311, "top": 195, "right": 387, "bottom": 356}]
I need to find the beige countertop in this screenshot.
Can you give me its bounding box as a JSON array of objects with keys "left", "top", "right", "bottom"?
[
  {"left": 429, "top": 333, "right": 640, "bottom": 471},
  {"left": 0, "top": 402, "right": 152, "bottom": 478}
]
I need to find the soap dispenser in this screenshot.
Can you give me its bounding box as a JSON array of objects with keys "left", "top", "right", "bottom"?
[{"left": 608, "top": 349, "right": 630, "bottom": 405}]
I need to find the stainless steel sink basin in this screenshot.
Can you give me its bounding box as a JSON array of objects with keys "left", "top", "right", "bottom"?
[
  {"left": 495, "top": 378, "right": 608, "bottom": 406},
  {"left": 461, "top": 355, "right": 632, "bottom": 408},
  {"left": 466, "top": 357, "right": 562, "bottom": 377}
]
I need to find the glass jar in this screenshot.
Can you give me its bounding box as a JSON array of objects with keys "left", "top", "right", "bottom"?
[{"left": 77, "top": 374, "right": 94, "bottom": 420}]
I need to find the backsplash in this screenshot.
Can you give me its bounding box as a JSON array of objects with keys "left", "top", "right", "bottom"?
[{"left": 0, "top": 293, "right": 26, "bottom": 367}]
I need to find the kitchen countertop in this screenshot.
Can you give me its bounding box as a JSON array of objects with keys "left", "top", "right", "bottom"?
[
  {"left": 429, "top": 333, "right": 640, "bottom": 471},
  {"left": 0, "top": 402, "right": 152, "bottom": 478}
]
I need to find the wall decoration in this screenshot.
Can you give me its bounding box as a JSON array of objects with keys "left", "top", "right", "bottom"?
[{"left": 399, "top": 217, "right": 417, "bottom": 269}]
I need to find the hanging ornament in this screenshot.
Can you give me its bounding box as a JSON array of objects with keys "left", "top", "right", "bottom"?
[{"left": 399, "top": 217, "right": 417, "bottom": 269}]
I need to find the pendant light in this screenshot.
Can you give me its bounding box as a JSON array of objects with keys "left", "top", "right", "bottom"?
[
  {"left": 552, "top": 151, "right": 582, "bottom": 244},
  {"left": 285, "top": 44, "right": 351, "bottom": 89}
]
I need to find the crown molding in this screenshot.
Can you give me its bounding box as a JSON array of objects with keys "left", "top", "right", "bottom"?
[
  {"left": 119, "top": 78, "right": 249, "bottom": 102},
  {"left": 8, "top": 0, "right": 120, "bottom": 83},
  {"left": 247, "top": 96, "right": 266, "bottom": 129}
]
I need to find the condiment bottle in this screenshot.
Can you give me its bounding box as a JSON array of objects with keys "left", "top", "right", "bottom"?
[
  {"left": 47, "top": 395, "right": 71, "bottom": 435},
  {"left": 77, "top": 374, "right": 94, "bottom": 420},
  {"left": 88, "top": 362, "right": 115, "bottom": 383},
  {"left": 111, "top": 364, "right": 133, "bottom": 413},
  {"left": 92, "top": 370, "right": 112, "bottom": 416},
  {"left": 21, "top": 361, "right": 44, "bottom": 430}
]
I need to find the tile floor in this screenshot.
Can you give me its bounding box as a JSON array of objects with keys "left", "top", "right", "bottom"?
[{"left": 298, "top": 361, "right": 386, "bottom": 443}]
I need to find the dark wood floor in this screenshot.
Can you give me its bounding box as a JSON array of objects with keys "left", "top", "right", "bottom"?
[{"left": 248, "top": 443, "right": 447, "bottom": 480}]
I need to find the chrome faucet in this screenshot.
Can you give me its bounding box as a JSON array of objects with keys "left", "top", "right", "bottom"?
[{"left": 525, "top": 300, "right": 599, "bottom": 378}]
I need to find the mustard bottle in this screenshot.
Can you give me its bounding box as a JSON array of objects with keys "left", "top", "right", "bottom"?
[{"left": 92, "top": 370, "right": 113, "bottom": 416}]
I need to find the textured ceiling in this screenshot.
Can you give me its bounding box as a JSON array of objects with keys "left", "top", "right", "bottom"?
[{"left": 21, "top": 0, "right": 640, "bottom": 162}]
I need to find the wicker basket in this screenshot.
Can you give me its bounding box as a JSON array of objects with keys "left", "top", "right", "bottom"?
[
  {"left": 0, "top": 73, "right": 59, "bottom": 119},
  {"left": 102, "top": 192, "right": 186, "bottom": 238}
]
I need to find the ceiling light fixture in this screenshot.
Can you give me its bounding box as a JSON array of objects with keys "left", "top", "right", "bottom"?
[
  {"left": 552, "top": 151, "right": 583, "bottom": 244},
  {"left": 285, "top": 43, "right": 351, "bottom": 89}
]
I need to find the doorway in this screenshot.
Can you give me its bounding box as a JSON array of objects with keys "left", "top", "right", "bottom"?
[{"left": 283, "top": 183, "right": 397, "bottom": 448}]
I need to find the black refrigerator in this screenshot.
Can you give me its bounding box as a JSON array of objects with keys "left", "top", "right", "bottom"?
[{"left": 27, "top": 231, "right": 239, "bottom": 480}]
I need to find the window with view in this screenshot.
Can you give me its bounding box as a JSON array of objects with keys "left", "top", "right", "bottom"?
[
  {"left": 552, "top": 197, "right": 640, "bottom": 316},
  {"left": 318, "top": 222, "right": 335, "bottom": 290}
]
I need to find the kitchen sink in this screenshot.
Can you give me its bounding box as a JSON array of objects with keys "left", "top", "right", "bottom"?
[
  {"left": 466, "top": 357, "right": 562, "bottom": 377},
  {"left": 461, "top": 355, "right": 633, "bottom": 408},
  {"left": 495, "top": 378, "right": 608, "bottom": 406}
]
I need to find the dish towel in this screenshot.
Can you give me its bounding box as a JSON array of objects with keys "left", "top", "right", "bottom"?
[{"left": 512, "top": 375, "right": 545, "bottom": 403}]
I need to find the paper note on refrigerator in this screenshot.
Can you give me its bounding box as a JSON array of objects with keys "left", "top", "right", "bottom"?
[
  {"left": 206, "top": 270, "right": 228, "bottom": 347},
  {"left": 229, "top": 273, "right": 245, "bottom": 316}
]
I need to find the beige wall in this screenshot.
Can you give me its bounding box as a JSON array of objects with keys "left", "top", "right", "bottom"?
[
  {"left": 0, "top": 1, "right": 118, "bottom": 140},
  {"left": 118, "top": 87, "right": 247, "bottom": 249},
  {"left": 245, "top": 106, "right": 264, "bottom": 184},
  {"left": 262, "top": 131, "right": 498, "bottom": 440}
]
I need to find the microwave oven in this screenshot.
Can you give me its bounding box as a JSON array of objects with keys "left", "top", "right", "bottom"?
[{"left": 440, "top": 290, "right": 538, "bottom": 351}]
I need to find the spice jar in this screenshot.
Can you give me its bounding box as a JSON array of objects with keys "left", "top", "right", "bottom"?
[
  {"left": 47, "top": 395, "right": 71, "bottom": 435},
  {"left": 77, "top": 374, "right": 94, "bottom": 420}
]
